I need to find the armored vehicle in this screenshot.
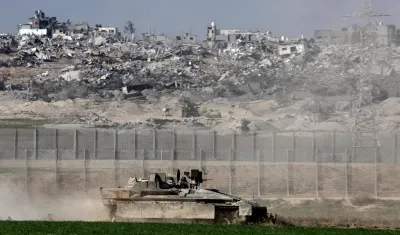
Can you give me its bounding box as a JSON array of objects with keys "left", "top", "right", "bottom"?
[{"left": 100, "top": 169, "right": 276, "bottom": 224}]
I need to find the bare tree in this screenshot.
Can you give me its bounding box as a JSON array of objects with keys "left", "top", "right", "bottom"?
[{"left": 124, "top": 21, "right": 136, "bottom": 41}]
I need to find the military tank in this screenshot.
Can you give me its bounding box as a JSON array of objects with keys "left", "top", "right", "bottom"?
[{"left": 100, "top": 168, "right": 276, "bottom": 224}]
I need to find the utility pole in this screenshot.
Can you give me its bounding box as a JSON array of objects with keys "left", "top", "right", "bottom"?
[
  {"left": 343, "top": 0, "right": 390, "bottom": 163},
  {"left": 343, "top": 0, "right": 390, "bottom": 47}
]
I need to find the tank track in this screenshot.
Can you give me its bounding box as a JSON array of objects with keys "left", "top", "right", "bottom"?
[
  {"left": 214, "top": 205, "right": 243, "bottom": 224},
  {"left": 105, "top": 202, "right": 274, "bottom": 225}
]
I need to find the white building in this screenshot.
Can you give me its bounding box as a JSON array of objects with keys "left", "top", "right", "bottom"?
[
  {"left": 205, "top": 22, "right": 272, "bottom": 47},
  {"left": 18, "top": 25, "right": 49, "bottom": 37},
  {"left": 278, "top": 43, "right": 305, "bottom": 56},
  {"left": 93, "top": 26, "right": 119, "bottom": 36}
]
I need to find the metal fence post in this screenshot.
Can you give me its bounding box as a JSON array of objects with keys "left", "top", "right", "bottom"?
[
  {"left": 257, "top": 149, "right": 261, "bottom": 197},
  {"left": 54, "top": 129, "right": 58, "bottom": 159},
  {"left": 199, "top": 149, "right": 203, "bottom": 172},
  {"left": 232, "top": 131, "right": 236, "bottom": 160},
  {"left": 55, "top": 148, "right": 59, "bottom": 196},
  {"left": 292, "top": 132, "right": 296, "bottom": 162},
  {"left": 272, "top": 131, "right": 276, "bottom": 162},
  {"left": 315, "top": 148, "right": 319, "bottom": 197},
  {"left": 14, "top": 129, "right": 18, "bottom": 160},
  {"left": 345, "top": 148, "right": 348, "bottom": 198},
  {"left": 33, "top": 128, "right": 38, "bottom": 160},
  {"left": 133, "top": 129, "right": 137, "bottom": 159},
  {"left": 160, "top": 149, "right": 163, "bottom": 170},
  {"left": 312, "top": 131, "right": 316, "bottom": 162},
  {"left": 114, "top": 129, "right": 118, "bottom": 160},
  {"left": 94, "top": 129, "right": 98, "bottom": 160},
  {"left": 25, "top": 149, "right": 29, "bottom": 199},
  {"left": 286, "top": 149, "right": 290, "bottom": 197},
  {"left": 393, "top": 133, "right": 397, "bottom": 164},
  {"left": 213, "top": 130, "right": 216, "bottom": 159},
  {"left": 84, "top": 149, "right": 87, "bottom": 196},
  {"left": 272, "top": 132, "right": 276, "bottom": 162},
  {"left": 375, "top": 148, "right": 378, "bottom": 198},
  {"left": 253, "top": 132, "right": 256, "bottom": 161},
  {"left": 192, "top": 130, "right": 196, "bottom": 160},
  {"left": 332, "top": 131, "right": 336, "bottom": 162},
  {"left": 171, "top": 148, "right": 175, "bottom": 174},
  {"left": 172, "top": 129, "right": 176, "bottom": 160},
  {"left": 114, "top": 147, "right": 117, "bottom": 187},
  {"left": 153, "top": 129, "right": 156, "bottom": 159},
  {"left": 142, "top": 149, "right": 145, "bottom": 179},
  {"left": 229, "top": 149, "right": 232, "bottom": 195},
  {"left": 74, "top": 129, "right": 78, "bottom": 159}
]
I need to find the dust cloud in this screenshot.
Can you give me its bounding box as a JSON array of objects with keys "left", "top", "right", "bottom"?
[{"left": 0, "top": 181, "right": 109, "bottom": 221}]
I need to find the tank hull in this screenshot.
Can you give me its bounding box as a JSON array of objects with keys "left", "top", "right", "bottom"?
[
  {"left": 102, "top": 195, "right": 268, "bottom": 224},
  {"left": 99, "top": 169, "right": 274, "bottom": 224}
]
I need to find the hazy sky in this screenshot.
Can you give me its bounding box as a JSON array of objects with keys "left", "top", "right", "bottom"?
[{"left": 1, "top": 0, "right": 399, "bottom": 39}]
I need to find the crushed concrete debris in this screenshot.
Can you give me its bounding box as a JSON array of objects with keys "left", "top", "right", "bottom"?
[
  {"left": 0, "top": 33, "right": 319, "bottom": 102},
  {"left": 0, "top": 32, "right": 399, "bottom": 132}
]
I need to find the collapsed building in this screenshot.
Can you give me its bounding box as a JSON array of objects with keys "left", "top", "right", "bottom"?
[
  {"left": 1, "top": 19, "right": 317, "bottom": 103},
  {"left": 175, "top": 33, "right": 198, "bottom": 44},
  {"left": 314, "top": 23, "right": 399, "bottom": 46},
  {"left": 141, "top": 32, "right": 198, "bottom": 44},
  {"left": 205, "top": 21, "right": 274, "bottom": 47},
  {"left": 93, "top": 24, "right": 119, "bottom": 36},
  {"left": 1, "top": 9, "right": 400, "bottom": 131},
  {"left": 18, "top": 10, "right": 120, "bottom": 39},
  {"left": 204, "top": 21, "right": 307, "bottom": 58},
  {"left": 18, "top": 10, "right": 56, "bottom": 37},
  {"left": 52, "top": 22, "right": 91, "bottom": 38}
]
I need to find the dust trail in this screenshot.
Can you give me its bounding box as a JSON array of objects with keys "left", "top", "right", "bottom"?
[{"left": 0, "top": 181, "right": 109, "bottom": 221}]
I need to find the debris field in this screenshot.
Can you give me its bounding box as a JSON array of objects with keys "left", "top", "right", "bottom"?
[{"left": 0, "top": 33, "right": 399, "bottom": 132}]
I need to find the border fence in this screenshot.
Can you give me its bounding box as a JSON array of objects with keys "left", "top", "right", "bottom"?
[{"left": 1, "top": 128, "right": 400, "bottom": 199}]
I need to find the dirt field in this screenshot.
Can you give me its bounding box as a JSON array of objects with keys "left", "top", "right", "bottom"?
[
  {"left": 2, "top": 160, "right": 400, "bottom": 226},
  {"left": 259, "top": 197, "right": 400, "bottom": 229},
  {"left": 0, "top": 93, "right": 362, "bottom": 132},
  {"left": 1, "top": 160, "right": 400, "bottom": 198}
]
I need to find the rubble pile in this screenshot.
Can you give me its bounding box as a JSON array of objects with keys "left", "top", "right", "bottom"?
[
  {"left": 1, "top": 33, "right": 400, "bottom": 132},
  {"left": 0, "top": 34, "right": 322, "bottom": 101}
]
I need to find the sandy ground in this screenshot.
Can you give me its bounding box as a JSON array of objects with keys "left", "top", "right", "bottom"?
[
  {"left": 1, "top": 177, "right": 400, "bottom": 229},
  {"left": 0, "top": 91, "right": 398, "bottom": 132},
  {"left": 1, "top": 65, "right": 400, "bottom": 227},
  {"left": 258, "top": 197, "right": 400, "bottom": 229},
  {"left": 1, "top": 160, "right": 400, "bottom": 229},
  {"left": 0, "top": 93, "right": 362, "bottom": 132},
  {"left": 0, "top": 180, "right": 108, "bottom": 221},
  {"left": 2, "top": 161, "right": 400, "bottom": 198}
]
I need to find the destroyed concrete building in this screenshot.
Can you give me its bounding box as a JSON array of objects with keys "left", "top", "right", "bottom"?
[
  {"left": 53, "top": 22, "right": 91, "bottom": 38},
  {"left": 205, "top": 21, "right": 273, "bottom": 47},
  {"left": 18, "top": 10, "right": 119, "bottom": 39},
  {"left": 175, "top": 33, "right": 197, "bottom": 44},
  {"left": 52, "top": 26, "right": 68, "bottom": 38},
  {"left": 141, "top": 33, "right": 170, "bottom": 43},
  {"left": 277, "top": 42, "right": 306, "bottom": 57},
  {"left": 2, "top": 28, "right": 398, "bottom": 132},
  {"left": 18, "top": 10, "right": 57, "bottom": 37},
  {"left": 68, "top": 23, "right": 90, "bottom": 36},
  {"left": 53, "top": 23, "right": 118, "bottom": 38},
  {"left": 92, "top": 24, "right": 120, "bottom": 37},
  {"left": 5, "top": 8, "right": 400, "bottom": 133},
  {"left": 204, "top": 21, "right": 306, "bottom": 58},
  {"left": 314, "top": 28, "right": 348, "bottom": 45},
  {"left": 315, "top": 23, "right": 399, "bottom": 46},
  {"left": 140, "top": 32, "right": 197, "bottom": 44}
]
